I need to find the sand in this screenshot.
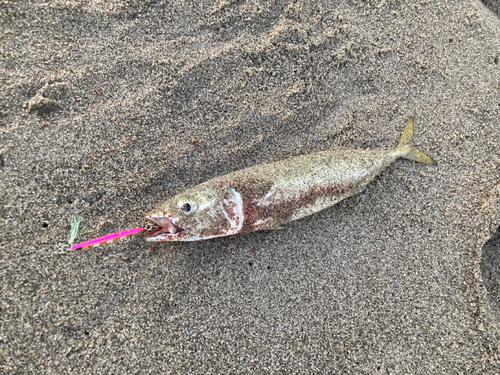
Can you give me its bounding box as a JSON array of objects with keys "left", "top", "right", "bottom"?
[{"left": 1, "top": 0, "right": 500, "bottom": 373}]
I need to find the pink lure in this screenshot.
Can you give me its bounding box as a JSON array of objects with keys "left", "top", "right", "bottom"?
[{"left": 71, "top": 227, "right": 144, "bottom": 251}]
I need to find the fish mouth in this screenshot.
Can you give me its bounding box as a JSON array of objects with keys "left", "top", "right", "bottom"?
[{"left": 144, "top": 215, "right": 184, "bottom": 242}]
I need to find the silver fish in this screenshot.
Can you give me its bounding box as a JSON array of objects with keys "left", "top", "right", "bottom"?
[{"left": 145, "top": 119, "right": 435, "bottom": 242}]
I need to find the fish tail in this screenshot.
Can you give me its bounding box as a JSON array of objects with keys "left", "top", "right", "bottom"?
[{"left": 397, "top": 118, "right": 436, "bottom": 165}]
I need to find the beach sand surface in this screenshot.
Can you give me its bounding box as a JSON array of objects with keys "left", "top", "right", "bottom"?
[{"left": 1, "top": 0, "right": 500, "bottom": 373}]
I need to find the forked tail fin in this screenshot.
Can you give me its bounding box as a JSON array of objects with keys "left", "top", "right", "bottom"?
[{"left": 397, "top": 119, "right": 436, "bottom": 165}]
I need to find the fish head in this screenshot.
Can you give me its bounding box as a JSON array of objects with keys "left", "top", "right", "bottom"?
[{"left": 144, "top": 184, "right": 244, "bottom": 242}]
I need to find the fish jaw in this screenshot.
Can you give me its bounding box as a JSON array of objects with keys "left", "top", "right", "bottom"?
[{"left": 144, "top": 214, "right": 184, "bottom": 242}]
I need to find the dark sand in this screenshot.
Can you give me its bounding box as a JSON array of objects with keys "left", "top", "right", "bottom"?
[{"left": 1, "top": 0, "right": 500, "bottom": 373}]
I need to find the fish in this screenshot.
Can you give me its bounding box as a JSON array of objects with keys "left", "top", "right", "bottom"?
[{"left": 144, "top": 119, "right": 435, "bottom": 242}]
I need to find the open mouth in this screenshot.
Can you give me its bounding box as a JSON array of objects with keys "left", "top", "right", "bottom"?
[{"left": 144, "top": 215, "right": 184, "bottom": 241}]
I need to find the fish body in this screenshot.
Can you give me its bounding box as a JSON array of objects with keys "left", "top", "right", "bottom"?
[{"left": 145, "top": 119, "right": 435, "bottom": 242}]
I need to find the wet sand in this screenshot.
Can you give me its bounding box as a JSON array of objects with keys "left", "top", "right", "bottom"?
[{"left": 1, "top": 1, "right": 500, "bottom": 373}]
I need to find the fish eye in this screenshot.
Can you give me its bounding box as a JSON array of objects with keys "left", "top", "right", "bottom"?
[{"left": 178, "top": 197, "right": 197, "bottom": 215}]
